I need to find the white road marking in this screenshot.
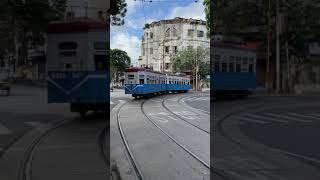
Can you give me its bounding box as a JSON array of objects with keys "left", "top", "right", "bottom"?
[
  {"left": 167, "top": 116, "right": 178, "bottom": 121},
  {"left": 264, "top": 113, "right": 312, "bottom": 123},
  {"left": 287, "top": 113, "right": 320, "bottom": 121},
  {"left": 0, "top": 123, "right": 12, "bottom": 135},
  {"left": 243, "top": 113, "right": 288, "bottom": 123},
  {"left": 235, "top": 116, "right": 269, "bottom": 124}
]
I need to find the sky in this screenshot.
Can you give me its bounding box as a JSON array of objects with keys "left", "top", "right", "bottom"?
[{"left": 110, "top": 0, "right": 206, "bottom": 66}]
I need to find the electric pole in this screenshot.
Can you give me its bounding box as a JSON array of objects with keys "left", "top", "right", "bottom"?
[
  {"left": 266, "top": 0, "right": 271, "bottom": 92},
  {"left": 276, "top": 0, "right": 281, "bottom": 93}
]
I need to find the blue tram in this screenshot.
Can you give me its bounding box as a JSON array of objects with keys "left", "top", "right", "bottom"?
[
  {"left": 124, "top": 67, "right": 191, "bottom": 98},
  {"left": 46, "top": 20, "right": 109, "bottom": 116},
  {"left": 212, "top": 42, "right": 257, "bottom": 97}
]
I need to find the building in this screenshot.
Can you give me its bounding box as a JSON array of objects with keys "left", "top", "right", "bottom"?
[
  {"left": 139, "top": 17, "right": 210, "bottom": 72},
  {"left": 65, "top": 0, "right": 109, "bottom": 21}
]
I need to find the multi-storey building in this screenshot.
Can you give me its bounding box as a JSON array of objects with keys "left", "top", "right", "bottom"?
[
  {"left": 139, "top": 17, "right": 210, "bottom": 72},
  {"left": 65, "top": 0, "right": 109, "bottom": 21}
]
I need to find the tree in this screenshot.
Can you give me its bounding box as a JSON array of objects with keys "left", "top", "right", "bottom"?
[
  {"left": 0, "top": 0, "right": 66, "bottom": 72},
  {"left": 110, "top": 0, "right": 127, "bottom": 26},
  {"left": 171, "top": 47, "right": 210, "bottom": 89},
  {"left": 203, "top": 0, "right": 211, "bottom": 37},
  {"left": 110, "top": 49, "right": 131, "bottom": 82}
]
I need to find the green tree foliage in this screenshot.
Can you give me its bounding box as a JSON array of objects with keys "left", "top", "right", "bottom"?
[
  {"left": 203, "top": 0, "right": 211, "bottom": 37},
  {"left": 0, "top": 0, "right": 66, "bottom": 66},
  {"left": 110, "top": 49, "right": 131, "bottom": 81},
  {"left": 213, "top": 0, "right": 320, "bottom": 60},
  {"left": 171, "top": 46, "right": 209, "bottom": 80},
  {"left": 110, "top": 0, "right": 127, "bottom": 26}
]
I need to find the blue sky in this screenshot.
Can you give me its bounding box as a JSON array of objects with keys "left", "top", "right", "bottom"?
[{"left": 110, "top": 0, "right": 206, "bottom": 66}]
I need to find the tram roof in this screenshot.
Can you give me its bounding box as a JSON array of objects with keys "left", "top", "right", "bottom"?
[
  {"left": 47, "top": 20, "right": 107, "bottom": 34},
  {"left": 125, "top": 67, "right": 165, "bottom": 75},
  {"left": 125, "top": 67, "right": 190, "bottom": 78},
  {"left": 211, "top": 42, "right": 257, "bottom": 52}
]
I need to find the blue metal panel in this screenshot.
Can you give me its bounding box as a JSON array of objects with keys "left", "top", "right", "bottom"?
[
  {"left": 125, "top": 84, "right": 191, "bottom": 95},
  {"left": 125, "top": 84, "right": 166, "bottom": 95},
  {"left": 48, "top": 71, "right": 109, "bottom": 103},
  {"left": 212, "top": 72, "right": 256, "bottom": 91},
  {"left": 166, "top": 84, "right": 192, "bottom": 91}
]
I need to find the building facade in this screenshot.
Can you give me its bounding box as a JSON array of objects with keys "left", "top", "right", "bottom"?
[
  {"left": 139, "top": 17, "right": 210, "bottom": 72},
  {"left": 65, "top": 0, "right": 109, "bottom": 21}
]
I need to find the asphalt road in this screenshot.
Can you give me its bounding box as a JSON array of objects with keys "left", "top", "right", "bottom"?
[
  {"left": 212, "top": 95, "right": 320, "bottom": 179},
  {"left": 110, "top": 92, "right": 210, "bottom": 180},
  {"left": 0, "top": 85, "right": 109, "bottom": 180},
  {"left": 183, "top": 93, "right": 210, "bottom": 113}
]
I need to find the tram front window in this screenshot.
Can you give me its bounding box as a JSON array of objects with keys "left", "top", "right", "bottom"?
[{"left": 94, "top": 55, "right": 108, "bottom": 70}]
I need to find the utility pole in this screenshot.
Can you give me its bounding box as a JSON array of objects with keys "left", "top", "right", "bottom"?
[
  {"left": 276, "top": 0, "right": 281, "bottom": 93},
  {"left": 266, "top": 0, "right": 271, "bottom": 92},
  {"left": 195, "top": 50, "right": 198, "bottom": 91}
]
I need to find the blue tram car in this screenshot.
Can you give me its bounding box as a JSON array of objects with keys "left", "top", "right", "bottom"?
[
  {"left": 46, "top": 20, "right": 109, "bottom": 116},
  {"left": 212, "top": 42, "right": 257, "bottom": 98},
  {"left": 124, "top": 67, "right": 191, "bottom": 98}
]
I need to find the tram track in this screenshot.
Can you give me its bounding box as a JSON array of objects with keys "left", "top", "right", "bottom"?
[
  {"left": 115, "top": 100, "right": 144, "bottom": 180},
  {"left": 18, "top": 116, "right": 110, "bottom": 180},
  {"left": 161, "top": 95, "right": 210, "bottom": 134},
  {"left": 212, "top": 98, "right": 305, "bottom": 179},
  {"left": 141, "top": 98, "right": 230, "bottom": 180}
]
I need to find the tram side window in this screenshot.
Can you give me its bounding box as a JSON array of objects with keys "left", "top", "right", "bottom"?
[
  {"left": 242, "top": 57, "right": 249, "bottom": 72},
  {"left": 249, "top": 64, "right": 254, "bottom": 72},
  {"left": 139, "top": 75, "right": 145, "bottom": 84},
  {"left": 214, "top": 61, "right": 220, "bottom": 72},
  {"left": 221, "top": 63, "right": 227, "bottom": 72},
  {"left": 236, "top": 64, "right": 241, "bottom": 72},
  {"left": 95, "top": 55, "right": 108, "bottom": 70},
  {"left": 229, "top": 63, "right": 234, "bottom": 72},
  {"left": 249, "top": 57, "right": 255, "bottom": 73},
  {"left": 65, "top": 63, "right": 72, "bottom": 69},
  {"left": 236, "top": 56, "right": 241, "bottom": 72}
]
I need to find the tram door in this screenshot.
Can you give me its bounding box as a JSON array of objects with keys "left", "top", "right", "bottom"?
[
  {"left": 139, "top": 75, "right": 145, "bottom": 84},
  {"left": 94, "top": 55, "right": 108, "bottom": 70}
]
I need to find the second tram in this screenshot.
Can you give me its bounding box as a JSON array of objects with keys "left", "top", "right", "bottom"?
[
  {"left": 212, "top": 42, "right": 257, "bottom": 98},
  {"left": 47, "top": 20, "right": 109, "bottom": 116},
  {"left": 124, "top": 67, "right": 191, "bottom": 98}
]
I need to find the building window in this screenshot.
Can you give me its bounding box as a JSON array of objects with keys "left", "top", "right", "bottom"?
[
  {"left": 173, "top": 28, "right": 177, "bottom": 37},
  {"left": 165, "top": 46, "right": 169, "bottom": 53},
  {"left": 165, "top": 28, "right": 170, "bottom": 37},
  {"left": 150, "top": 48, "right": 153, "bottom": 54},
  {"left": 197, "top": 30, "right": 204, "bottom": 37},
  {"left": 188, "top": 29, "right": 194, "bottom": 37},
  {"left": 142, "top": 47, "right": 145, "bottom": 55},
  {"left": 146, "top": 33, "right": 148, "bottom": 39},
  {"left": 150, "top": 32, "right": 153, "bottom": 39},
  {"left": 173, "top": 46, "right": 178, "bottom": 53},
  {"left": 165, "top": 63, "right": 169, "bottom": 69}
]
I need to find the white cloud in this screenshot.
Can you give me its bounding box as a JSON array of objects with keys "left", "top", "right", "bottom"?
[
  {"left": 168, "top": 0, "right": 205, "bottom": 20},
  {"left": 110, "top": 33, "right": 141, "bottom": 66}
]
